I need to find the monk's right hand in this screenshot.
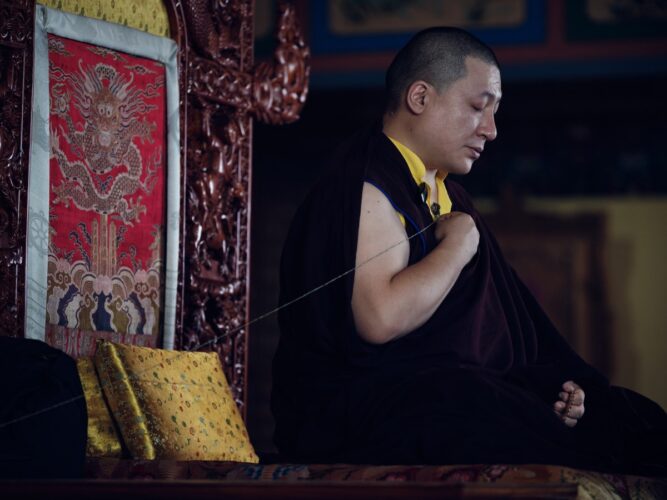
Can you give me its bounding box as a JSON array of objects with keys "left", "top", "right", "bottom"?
[{"left": 434, "top": 212, "right": 480, "bottom": 264}]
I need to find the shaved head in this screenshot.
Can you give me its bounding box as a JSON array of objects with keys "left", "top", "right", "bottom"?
[{"left": 385, "top": 27, "right": 499, "bottom": 113}]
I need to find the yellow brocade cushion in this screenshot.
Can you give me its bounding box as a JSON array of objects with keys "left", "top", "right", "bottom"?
[
  {"left": 94, "top": 341, "right": 258, "bottom": 462},
  {"left": 76, "top": 357, "right": 123, "bottom": 457}
]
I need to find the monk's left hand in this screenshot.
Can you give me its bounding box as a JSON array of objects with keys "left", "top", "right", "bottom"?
[{"left": 553, "top": 380, "right": 585, "bottom": 427}]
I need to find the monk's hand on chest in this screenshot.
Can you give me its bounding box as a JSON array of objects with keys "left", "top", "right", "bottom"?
[{"left": 434, "top": 211, "right": 480, "bottom": 267}]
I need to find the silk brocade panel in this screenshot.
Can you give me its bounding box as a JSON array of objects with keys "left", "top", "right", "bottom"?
[{"left": 45, "top": 34, "right": 167, "bottom": 355}]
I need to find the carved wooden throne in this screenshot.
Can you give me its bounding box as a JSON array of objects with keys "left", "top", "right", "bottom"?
[{"left": 0, "top": 0, "right": 309, "bottom": 418}]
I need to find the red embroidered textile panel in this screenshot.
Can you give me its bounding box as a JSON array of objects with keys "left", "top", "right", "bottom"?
[{"left": 45, "top": 34, "right": 167, "bottom": 356}]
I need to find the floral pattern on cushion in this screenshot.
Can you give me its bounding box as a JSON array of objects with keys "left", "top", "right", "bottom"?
[{"left": 94, "top": 341, "right": 258, "bottom": 463}]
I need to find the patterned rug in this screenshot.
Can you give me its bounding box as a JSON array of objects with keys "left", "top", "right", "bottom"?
[{"left": 85, "top": 459, "right": 667, "bottom": 499}]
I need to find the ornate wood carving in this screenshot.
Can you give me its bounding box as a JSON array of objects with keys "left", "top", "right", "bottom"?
[
  {"left": 182, "top": 0, "right": 309, "bottom": 415},
  {"left": 0, "top": 0, "right": 34, "bottom": 338},
  {"left": 0, "top": 0, "right": 309, "bottom": 418}
]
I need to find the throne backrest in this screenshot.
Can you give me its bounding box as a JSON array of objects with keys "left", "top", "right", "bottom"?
[{"left": 0, "top": 0, "right": 309, "bottom": 417}]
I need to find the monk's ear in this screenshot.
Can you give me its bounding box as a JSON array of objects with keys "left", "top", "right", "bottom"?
[{"left": 405, "top": 81, "right": 430, "bottom": 115}]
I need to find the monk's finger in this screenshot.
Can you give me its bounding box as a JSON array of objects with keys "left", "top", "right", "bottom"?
[
  {"left": 553, "top": 401, "right": 566, "bottom": 412},
  {"left": 561, "top": 415, "right": 578, "bottom": 428},
  {"left": 576, "top": 389, "right": 585, "bottom": 405},
  {"left": 559, "top": 389, "right": 584, "bottom": 406},
  {"left": 562, "top": 380, "right": 577, "bottom": 392},
  {"left": 566, "top": 404, "right": 585, "bottom": 420},
  {"left": 563, "top": 381, "right": 585, "bottom": 395},
  {"left": 568, "top": 389, "right": 585, "bottom": 406}
]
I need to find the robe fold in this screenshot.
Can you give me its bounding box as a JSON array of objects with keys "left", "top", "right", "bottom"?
[{"left": 272, "top": 125, "right": 666, "bottom": 474}]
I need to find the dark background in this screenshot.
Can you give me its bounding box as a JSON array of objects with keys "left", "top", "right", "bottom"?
[{"left": 248, "top": 0, "right": 667, "bottom": 453}]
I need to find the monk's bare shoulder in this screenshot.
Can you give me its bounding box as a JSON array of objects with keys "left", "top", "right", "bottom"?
[{"left": 356, "top": 182, "right": 409, "bottom": 269}]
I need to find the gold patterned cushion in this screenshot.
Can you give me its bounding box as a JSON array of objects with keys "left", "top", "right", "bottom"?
[
  {"left": 94, "top": 341, "right": 258, "bottom": 462},
  {"left": 76, "top": 357, "right": 124, "bottom": 457}
]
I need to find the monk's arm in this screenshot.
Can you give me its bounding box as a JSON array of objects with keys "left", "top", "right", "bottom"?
[{"left": 351, "top": 182, "right": 479, "bottom": 344}]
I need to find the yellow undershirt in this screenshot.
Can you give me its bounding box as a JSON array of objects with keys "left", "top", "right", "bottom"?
[{"left": 387, "top": 137, "right": 452, "bottom": 227}]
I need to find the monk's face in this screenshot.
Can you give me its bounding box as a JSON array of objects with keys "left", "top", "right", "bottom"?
[{"left": 414, "top": 57, "right": 501, "bottom": 175}]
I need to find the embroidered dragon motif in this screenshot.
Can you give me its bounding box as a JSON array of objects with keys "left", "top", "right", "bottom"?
[{"left": 49, "top": 59, "right": 164, "bottom": 225}]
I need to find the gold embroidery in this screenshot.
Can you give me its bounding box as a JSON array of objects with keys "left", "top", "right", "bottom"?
[
  {"left": 37, "top": 0, "right": 170, "bottom": 37},
  {"left": 95, "top": 341, "right": 259, "bottom": 462},
  {"left": 76, "top": 357, "right": 124, "bottom": 457}
]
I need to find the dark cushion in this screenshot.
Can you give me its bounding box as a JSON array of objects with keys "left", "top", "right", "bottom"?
[{"left": 0, "top": 337, "right": 86, "bottom": 478}]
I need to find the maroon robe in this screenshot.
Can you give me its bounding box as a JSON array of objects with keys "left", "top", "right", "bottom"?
[{"left": 272, "top": 125, "right": 666, "bottom": 473}]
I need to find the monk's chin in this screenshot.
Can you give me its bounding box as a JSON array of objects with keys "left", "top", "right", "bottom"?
[{"left": 445, "top": 161, "right": 474, "bottom": 176}]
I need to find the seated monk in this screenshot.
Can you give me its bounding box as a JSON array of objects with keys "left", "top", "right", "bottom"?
[{"left": 271, "top": 27, "right": 666, "bottom": 474}]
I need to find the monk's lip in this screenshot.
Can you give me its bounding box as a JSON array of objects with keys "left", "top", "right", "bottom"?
[{"left": 466, "top": 146, "right": 482, "bottom": 159}]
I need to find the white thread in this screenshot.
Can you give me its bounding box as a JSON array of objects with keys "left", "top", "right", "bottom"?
[
  {"left": 196, "top": 218, "right": 437, "bottom": 351},
  {"left": 0, "top": 219, "right": 437, "bottom": 429}
]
